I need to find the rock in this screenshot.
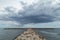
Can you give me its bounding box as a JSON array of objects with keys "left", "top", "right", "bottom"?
[{"left": 15, "top": 29, "right": 46, "bottom": 40}]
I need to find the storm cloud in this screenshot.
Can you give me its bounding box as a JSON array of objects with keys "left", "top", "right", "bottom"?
[
  {"left": 10, "top": 14, "right": 55, "bottom": 24},
  {"left": 0, "top": 0, "right": 60, "bottom": 27}
]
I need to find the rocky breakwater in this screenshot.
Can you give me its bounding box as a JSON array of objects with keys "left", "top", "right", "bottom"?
[{"left": 15, "top": 29, "right": 46, "bottom": 40}]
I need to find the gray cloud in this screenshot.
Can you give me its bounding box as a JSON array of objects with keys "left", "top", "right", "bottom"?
[
  {"left": 0, "top": 0, "right": 60, "bottom": 25},
  {"left": 10, "top": 14, "right": 55, "bottom": 24}
]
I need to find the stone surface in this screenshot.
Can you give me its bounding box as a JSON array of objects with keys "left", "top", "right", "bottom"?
[{"left": 15, "top": 29, "right": 46, "bottom": 40}]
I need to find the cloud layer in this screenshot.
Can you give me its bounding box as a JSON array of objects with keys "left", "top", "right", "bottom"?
[{"left": 0, "top": 0, "right": 60, "bottom": 28}]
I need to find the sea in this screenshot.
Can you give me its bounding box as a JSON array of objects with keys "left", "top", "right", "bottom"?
[{"left": 0, "top": 28, "right": 60, "bottom": 40}]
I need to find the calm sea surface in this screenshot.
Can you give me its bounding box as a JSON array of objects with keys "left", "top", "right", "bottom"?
[{"left": 0, "top": 28, "right": 60, "bottom": 40}]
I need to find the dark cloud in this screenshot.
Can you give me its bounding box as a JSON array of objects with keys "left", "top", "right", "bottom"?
[{"left": 10, "top": 14, "right": 55, "bottom": 24}]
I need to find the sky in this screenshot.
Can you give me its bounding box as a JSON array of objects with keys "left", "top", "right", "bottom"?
[{"left": 0, "top": 0, "right": 60, "bottom": 28}]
